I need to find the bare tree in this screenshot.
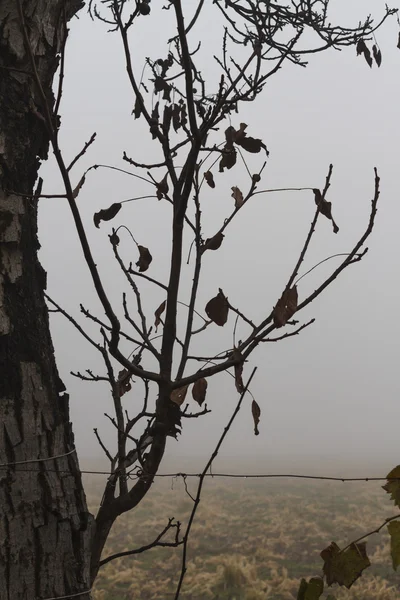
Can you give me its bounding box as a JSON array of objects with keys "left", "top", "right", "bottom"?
[{"left": 0, "top": 1, "right": 396, "bottom": 598}]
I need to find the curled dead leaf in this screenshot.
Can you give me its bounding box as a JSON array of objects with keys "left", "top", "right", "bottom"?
[
  {"left": 94, "top": 203, "right": 122, "bottom": 228},
  {"left": 156, "top": 173, "right": 169, "bottom": 200},
  {"left": 219, "top": 146, "right": 237, "bottom": 172},
  {"left": 170, "top": 385, "right": 189, "bottom": 406},
  {"left": 273, "top": 286, "right": 298, "bottom": 328},
  {"left": 136, "top": 245, "right": 152, "bottom": 272},
  {"left": 117, "top": 369, "right": 132, "bottom": 397},
  {"left": 205, "top": 289, "right": 229, "bottom": 326},
  {"left": 201, "top": 232, "right": 224, "bottom": 253},
  {"left": 231, "top": 348, "right": 244, "bottom": 393},
  {"left": 251, "top": 400, "right": 261, "bottom": 436},
  {"left": 204, "top": 171, "right": 215, "bottom": 188},
  {"left": 313, "top": 189, "right": 339, "bottom": 233},
  {"left": 372, "top": 44, "right": 382, "bottom": 67},
  {"left": 154, "top": 300, "right": 166, "bottom": 332},
  {"left": 231, "top": 186, "right": 244, "bottom": 209},
  {"left": 192, "top": 378, "right": 208, "bottom": 406}
]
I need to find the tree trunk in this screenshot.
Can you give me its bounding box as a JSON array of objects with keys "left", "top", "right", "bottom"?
[{"left": 0, "top": 1, "right": 93, "bottom": 599}]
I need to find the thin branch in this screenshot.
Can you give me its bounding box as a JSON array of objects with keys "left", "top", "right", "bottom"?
[
  {"left": 99, "top": 518, "right": 182, "bottom": 567},
  {"left": 67, "top": 132, "right": 97, "bottom": 172},
  {"left": 340, "top": 514, "right": 400, "bottom": 554},
  {"left": 261, "top": 319, "right": 315, "bottom": 342},
  {"left": 174, "top": 368, "right": 257, "bottom": 599}
]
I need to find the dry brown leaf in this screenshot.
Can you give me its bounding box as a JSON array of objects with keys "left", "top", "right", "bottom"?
[
  {"left": 382, "top": 465, "right": 400, "bottom": 508},
  {"left": 170, "top": 385, "right": 189, "bottom": 406},
  {"left": 232, "top": 348, "right": 244, "bottom": 393},
  {"left": 136, "top": 245, "right": 152, "bottom": 272},
  {"left": 156, "top": 173, "right": 169, "bottom": 200},
  {"left": 273, "top": 286, "right": 298, "bottom": 328},
  {"left": 251, "top": 400, "right": 261, "bottom": 436},
  {"left": 117, "top": 369, "right": 132, "bottom": 397},
  {"left": 205, "top": 289, "right": 229, "bottom": 326},
  {"left": 219, "top": 146, "right": 237, "bottom": 172},
  {"left": 201, "top": 232, "right": 224, "bottom": 253},
  {"left": 321, "top": 541, "right": 370, "bottom": 588},
  {"left": 93, "top": 203, "right": 122, "bottom": 228},
  {"left": 313, "top": 189, "right": 339, "bottom": 234},
  {"left": 154, "top": 300, "right": 166, "bottom": 332},
  {"left": 372, "top": 44, "right": 382, "bottom": 66},
  {"left": 204, "top": 171, "right": 215, "bottom": 189},
  {"left": 231, "top": 186, "right": 244, "bottom": 208},
  {"left": 192, "top": 378, "right": 208, "bottom": 406}
]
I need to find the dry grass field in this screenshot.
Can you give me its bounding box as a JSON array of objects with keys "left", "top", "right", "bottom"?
[{"left": 85, "top": 470, "right": 399, "bottom": 599}]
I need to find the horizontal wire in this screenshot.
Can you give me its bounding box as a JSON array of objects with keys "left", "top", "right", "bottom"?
[{"left": 0, "top": 465, "right": 397, "bottom": 482}]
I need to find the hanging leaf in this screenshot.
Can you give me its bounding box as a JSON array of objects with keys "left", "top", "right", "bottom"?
[
  {"left": 201, "top": 232, "right": 224, "bottom": 253},
  {"left": 154, "top": 300, "right": 166, "bottom": 332},
  {"left": 356, "top": 39, "right": 368, "bottom": 56},
  {"left": 297, "top": 577, "right": 324, "bottom": 600},
  {"left": 72, "top": 174, "right": 86, "bottom": 199},
  {"left": 234, "top": 122, "right": 268, "bottom": 155},
  {"left": 251, "top": 400, "right": 261, "bottom": 436},
  {"left": 204, "top": 171, "right": 215, "bottom": 188},
  {"left": 273, "top": 286, "right": 298, "bottom": 328},
  {"left": 388, "top": 521, "right": 400, "bottom": 571},
  {"left": 321, "top": 541, "right": 370, "bottom": 588},
  {"left": 136, "top": 245, "right": 152, "bottom": 272},
  {"left": 94, "top": 203, "right": 122, "bottom": 228},
  {"left": 219, "top": 146, "right": 237, "bottom": 172},
  {"left": 382, "top": 465, "right": 400, "bottom": 508},
  {"left": 356, "top": 39, "right": 373, "bottom": 67},
  {"left": 109, "top": 231, "right": 120, "bottom": 247},
  {"left": 170, "top": 385, "right": 189, "bottom": 406},
  {"left": 205, "top": 289, "right": 229, "bottom": 326},
  {"left": 225, "top": 125, "right": 236, "bottom": 145},
  {"left": 117, "top": 369, "right": 132, "bottom": 397},
  {"left": 156, "top": 173, "right": 169, "bottom": 200},
  {"left": 313, "top": 189, "right": 339, "bottom": 233},
  {"left": 192, "top": 378, "right": 208, "bottom": 406},
  {"left": 231, "top": 348, "right": 244, "bottom": 393},
  {"left": 231, "top": 186, "right": 244, "bottom": 208},
  {"left": 154, "top": 76, "right": 171, "bottom": 101},
  {"left": 237, "top": 135, "right": 268, "bottom": 154},
  {"left": 372, "top": 44, "right": 382, "bottom": 67}
]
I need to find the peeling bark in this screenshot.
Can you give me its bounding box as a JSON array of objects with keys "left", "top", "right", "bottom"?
[{"left": 0, "top": 1, "right": 92, "bottom": 599}]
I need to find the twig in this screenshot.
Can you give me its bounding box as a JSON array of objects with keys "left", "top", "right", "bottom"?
[
  {"left": 99, "top": 518, "right": 182, "bottom": 567},
  {"left": 174, "top": 368, "right": 257, "bottom": 599},
  {"left": 67, "top": 133, "right": 97, "bottom": 172}
]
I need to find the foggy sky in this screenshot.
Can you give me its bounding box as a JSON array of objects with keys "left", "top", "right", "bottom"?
[{"left": 38, "top": 0, "right": 400, "bottom": 475}]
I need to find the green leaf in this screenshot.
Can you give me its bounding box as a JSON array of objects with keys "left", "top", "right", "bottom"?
[
  {"left": 321, "top": 541, "right": 370, "bottom": 588},
  {"left": 297, "top": 577, "right": 324, "bottom": 600},
  {"left": 387, "top": 520, "right": 400, "bottom": 570},
  {"left": 382, "top": 466, "right": 400, "bottom": 508}
]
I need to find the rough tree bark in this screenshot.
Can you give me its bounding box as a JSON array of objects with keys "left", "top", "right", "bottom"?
[{"left": 0, "top": 2, "right": 92, "bottom": 599}]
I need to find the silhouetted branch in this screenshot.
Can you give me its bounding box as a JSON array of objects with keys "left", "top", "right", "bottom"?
[
  {"left": 99, "top": 518, "right": 182, "bottom": 567},
  {"left": 174, "top": 368, "right": 257, "bottom": 599}
]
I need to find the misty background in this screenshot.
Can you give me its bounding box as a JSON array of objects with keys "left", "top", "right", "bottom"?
[{"left": 38, "top": 0, "right": 400, "bottom": 476}]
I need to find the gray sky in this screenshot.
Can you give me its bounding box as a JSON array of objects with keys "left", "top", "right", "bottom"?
[{"left": 39, "top": 1, "right": 400, "bottom": 474}]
